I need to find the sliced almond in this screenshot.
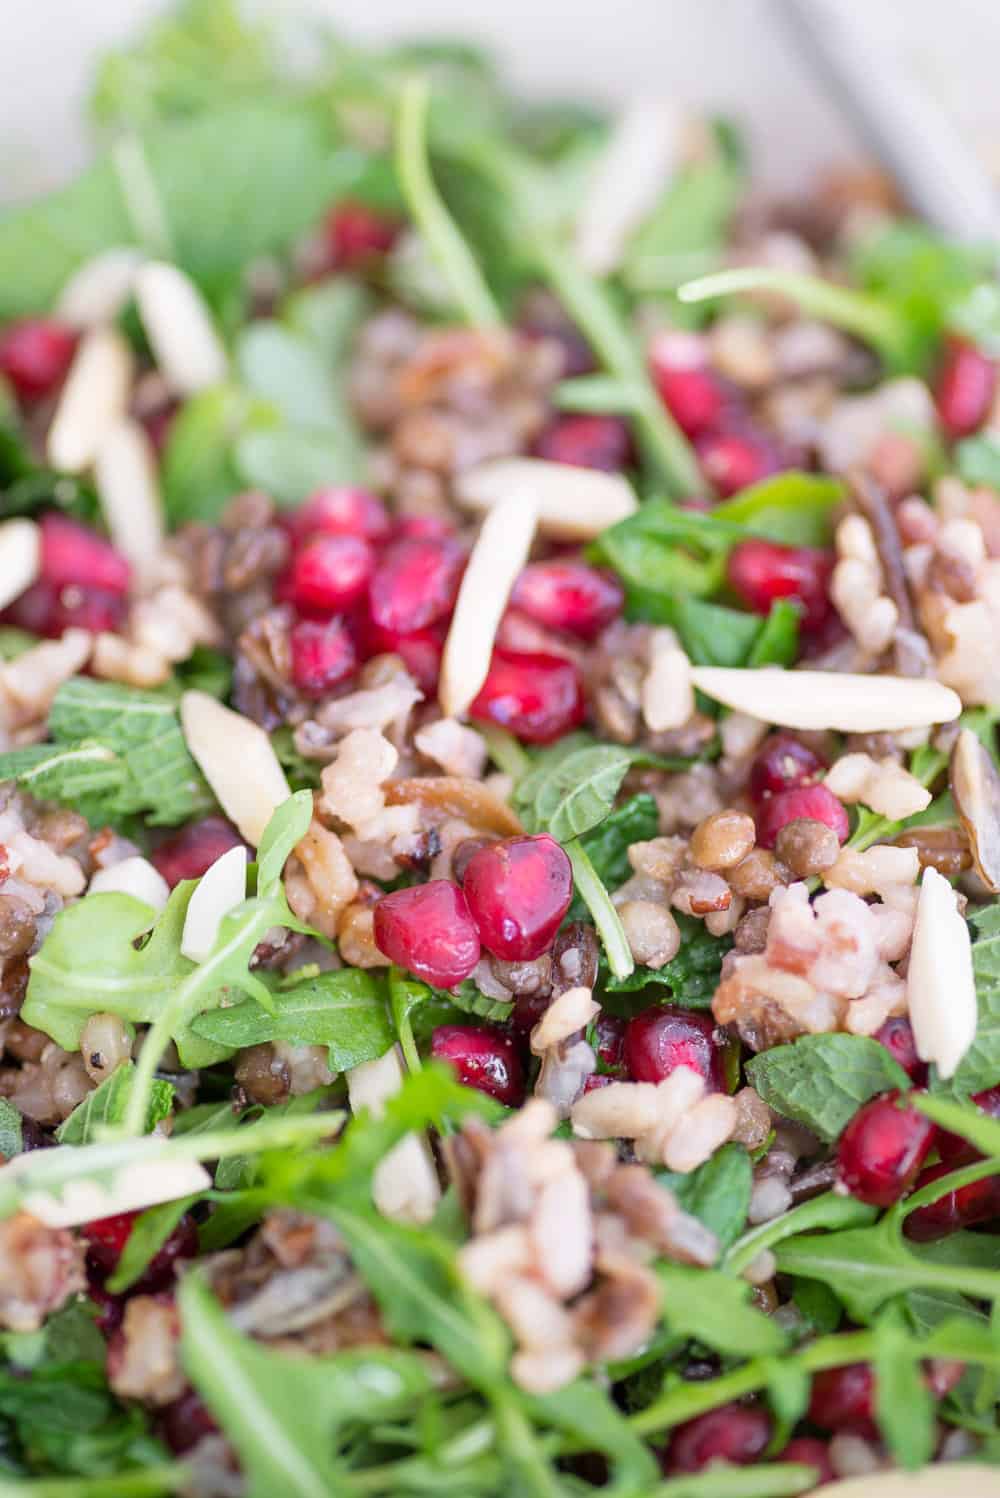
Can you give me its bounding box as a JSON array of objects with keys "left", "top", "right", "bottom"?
[
  {"left": 180, "top": 845, "right": 248, "bottom": 963},
  {"left": 950, "top": 726, "right": 1000, "bottom": 893},
  {"left": 907, "top": 864, "right": 977, "bottom": 1081},
  {"left": 385, "top": 775, "right": 524, "bottom": 836},
  {"left": 455, "top": 457, "right": 638, "bottom": 540},
  {"left": 94, "top": 419, "right": 164, "bottom": 583},
  {"left": 56, "top": 247, "right": 145, "bottom": 329},
  {"left": 642, "top": 629, "right": 694, "bottom": 732},
  {"left": 89, "top": 856, "right": 170, "bottom": 911},
  {"left": 346, "top": 1047, "right": 441, "bottom": 1224},
  {"left": 575, "top": 99, "right": 680, "bottom": 276},
  {"left": 179, "top": 691, "right": 290, "bottom": 846},
  {"left": 0, "top": 520, "right": 40, "bottom": 612},
  {"left": 689, "top": 667, "right": 962, "bottom": 733},
  {"left": 47, "top": 327, "right": 134, "bottom": 473},
  {"left": 12, "top": 1155, "right": 210, "bottom": 1229},
  {"left": 134, "top": 260, "right": 228, "bottom": 395},
  {"left": 440, "top": 490, "right": 537, "bottom": 718},
  {"left": 820, "top": 1468, "right": 1000, "bottom": 1498}
]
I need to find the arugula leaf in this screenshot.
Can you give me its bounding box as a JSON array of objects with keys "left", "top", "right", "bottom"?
[
  {"left": 106, "top": 1196, "right": 198, "bottom": 1295},
  {"left": 623, "top": 151, "right": 743, "bottom": 297},
  {"left": 234, "top": 427, "right": 365, "bottom": 504},
  {"left": 873, "top": 1302, "right": 936, "bottom": 1469},
  {"left": 0, "top": 1100, "right": 23, "bottom": 1160},
  {"left": 256, "top": 790, "right": 313, "bottom": 898},
  {"left": 56, "top": 1066, "right": 174, "bottom": 1145},
  {"left": 745, "top": 1034, "right": 912, "bottom": 1142},
  {"left": 713, "top": 472, "right": 843, "bottom": 548},
  {"left": 161, "top": 383, "right": 276, "bottom": 525},
  {"left": 657, "top": 1264, "right": 787, "bottom": 1358},
  {"left": 746, "top": 600, "right": 800, "bottom": 668},
  {"left": 956, "top": 431, "right": 1000, "bottom": 492},
  {"left": 657, "top": 1142, "right": 751, "bottom": 1255},
  {"left": 947, "top": 903, "right": 1000, "bottom": 1097},
  {"left": 603, "top": 913, "right": 727, "bottom": 1006}
]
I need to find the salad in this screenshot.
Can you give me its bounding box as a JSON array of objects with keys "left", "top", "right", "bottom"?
[{"left": 1, "top": 2, "right": 1000, "bottom": 1494}]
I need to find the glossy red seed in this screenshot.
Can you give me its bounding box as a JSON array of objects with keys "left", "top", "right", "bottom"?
[
  {"left": 649, "top": 334, "right": 725, "bottom": 438},
  {"left": 369, "top": 536, "right": 466, "bottom": 634},
  {"left": 150, "top": 817, "right": 245, "bottom": 889},
  {"left": 808, "top": 1364, "right": 876, "bottom": 1435},
  {"left": 0, "top": 318, "right": 77, "bottom": 402},
  {"left": 873, "top": 1016, "right": 927, "bottom": 1083},
  {"left": 533, "top": 413, "right": 632, "bottom": 472},
  {"left": 938, "top": 1084, "right": 1000, "bottom": 1164},
  {"left": 935, "top": 337, "right": 997, "bottom": 440},
  {"left": 748, "top": 734, "right": 827, "bottom": 803},
  {"left": 40, "top": 513, "right": 131, "bottom": 594},
  {"left": 727, "top": 538, "right": 833, "bottom": 635},
  {"left": 81, "top": 1211, "right": 137, "bottom": 1271},
  {"left": 592, "top": 1012, "right": 627, "bottom": 1073},
  {"left": 430, "top": 1023, "right": 525, "bottom": 1105},
  {"left": 326, "top": 200, "right": 400, "bottom": 267},
  {"left": 469, "top": 649, "right": 585, "bottom": 744},
  {"left": 393, "top": 514, "right": 455, "bottom": 542},
  {"left": 88, "top": 1282, "right": 125, "bottom": 1338},
  {"left": 903, "top": 1161, "right": 1000, "bottom": 1242},
  {"left": 289, "top": 486, "right": 391, "bottom": 546},
  {"left": 4, "top": 579, "right": 127, "bottom": 638},
  {"left": 374, "top": 880, "right": 481, "bottom": 989},
  {"left": 696, "top": 431, "right": 777, "bottom": 497},
  {"left": 623, "top": 1006, "right": 723, "bottom": 1090},
  {"left": 663, "top": 1404, "right": 772, "bottom": 1474},
  {"left": 160, "top": 1391, "right": 220, "bottom": 1456},
  {"left": 131, "top": 1216, "right": 199, "bottom": 1294},
  {"left": 288, "top": 616, "right": 357, "bottom": 697},
  {"left": 288, "top": 534, "right": 374, "bottom": 615},
  {"left": 463, "top": 835, "right": 573, "bottom": 962},
  {"left": 755, "top": 784, "right": 849, "bottom": 850},
  {"left": 583, "top": 1073, "right": 615, "bottom": 1092},
  {"left": 836, "top": 1090, "right": 936, "bottom": 1208},
  {"left": 780, "top": 1437, "right": 834, "bottom": 1486},
  {"left": 360, "top": 617, "right": 445, "bottom": 694},
  {"left": 511, "top": 561, "right": 624, "bottom": 640}
]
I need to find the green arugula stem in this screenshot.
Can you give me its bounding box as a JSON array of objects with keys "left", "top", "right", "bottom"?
[
  {"left": 724, "top": 1192, "right": 876, "bottom": 1277},
  {"left": 110, "top": 135, "right": 175, "bottom": 258},
  {"left": 565, "top": 838, "right": 634, "bottom": 980},
  {"left": 554, "top": 374, "right": 646, "bottom": 415},
  {"left": 895, "top": 1155, "right": 1000, "bottom": 1219},
  {"left": 388, "top": 966, "right": 422, "bottom": 1076},
  {"left": 10, "top": 1468, "right": 190, "bottom": 1498},
  {"left": 493, "top": 1396, "right": 565, "bottom": 1498},
  {"left": 396, "top": 78, "right": 502, "bottom": 328},
  {"left": 478, "top": 723, "right": 533, "bottom": 781},
  {"left": 652, "top": 1467, "right": 820, "bottom": 1498}
]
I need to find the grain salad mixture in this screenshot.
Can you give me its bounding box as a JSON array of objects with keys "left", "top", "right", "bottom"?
[{"left": 3, "top": 6, "right": 1000, "bottom": 1498}]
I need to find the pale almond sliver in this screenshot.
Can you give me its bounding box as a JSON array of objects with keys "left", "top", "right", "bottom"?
[
  {"left": 94, "top": 418, "right": 164, "bottom": 583},
  {"left": 906, "top": 864, "right": 977, "bottom": 1080},
  {"left": 689, "top": 667, "right": 961, "bottom": 733},
  {"left": 455, "top": 457, "right": 638, "bottom": 540},
  {"left": 179, "top": 691, "right": 291, "bottom": 846},
  {"left": 134, "top": 260, "right": 228, "bottom": 394},
  {"left": 0, "top": 520, "right": 40, "bottom": 612},
  {"left": 47, "top": 327, "right": 134, "bottom": 473}
]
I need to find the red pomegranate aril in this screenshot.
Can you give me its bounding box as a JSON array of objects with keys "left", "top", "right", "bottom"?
[
  {"left": 532, "top": 413, "right": 632, "bottom": 472},
  {"left": 511, "top": 561, "right": 624, "bottom": 641},
  {"left": 873, "top": 1016, "right": 927, "bottom": 1083},
  {"left": 623, "top": 1006, "right": 723, "bottom": 1090},
  {"left": 649, "top": 333, "right": 725, "bottom": 439},
  {"left": 836, "top": 1090, "right": 936, "bottom": 1208},
  {"left": 749, "top": 734, "right": 827, "bottom": 803},
  {"left": 393, "top": 514, "right": 455, "bottom": 541},
  {"left": 289, "top": 486, "right": 391, "bottom": 547},
  {"left": 4, "top": 579, "right": 127, "bottom": 638},
  {"left": 469, "top": 649, "right": 585, "bottom": 744},
  {"left": 903, "top": 1161, "right": 1000, "bottom": 1242},
  {"left": 83, "top": 1211, "right": 196, "bottom": 1291},
  {"left": 755, "top": 784, "right": 849, "bottom": 850},
  {"left": 780, "top": 1437, "right": 834, "bottom": 1486},
  {"left": 289, "top": 616, "right": 357, "bottom": 697},
  {"left": 696, "top": 430, "right": 777, "bottom": 497},
  {"left": 151, "top": 817, "right": 246, "bottom": 889},
  {"left": 663, "top": 1403, "right": 772, "bottom": 1473},
  {"left": 727, "top": 538, "right": 834, "bottom": 635},
  {"left": 40, "top": 513, "right": 131, "bottom": 594},
  {"left": 592, "top": 1012, "right": 627, "bottom": 1073},
  {"left": 160, "top": 1390, "right": 220, "bottom": 1457},
  {"left": 326, "top": 200, "right": 400, "bottom": 267},
  {"left": 0, "top": 317, "right": 77, "bottom": 402},
  {"left": 935, "top": 336, "right": 997, "bottom": 440},
  {"left": 89, "top": 1282, "right": 125, "bottom": 1338},
  {"left": 360, "top": 617, "right": 445, "bottom": 694},
  {"left": 430, "top": 1023, "right": 525, "bottom": 1105},
  {"left": 374, "top": 880, "right": 480, "bottom": 989},
  {"left": 81, "top": 1211, "right": 137, "bottom": 1272},
  {"left": 583, "top": 1073, "right": 615, "bottom": 1092},
  {"left": 462, "top": 834, "right": 573, "bottom": 962},
  {"left": 808, "top": 1364, "right": 876, "bottom": 1435},
  {"left": 369, "top": 536, "right": 466, "bottom": 634},
  {"left": 938, "top": 1084, "right": 1000, "bottom": 1164},
  {"left": 287, "top": 534, "right": 375, "bottom": 616}
]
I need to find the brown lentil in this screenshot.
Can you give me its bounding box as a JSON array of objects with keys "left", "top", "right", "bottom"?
[
  {"left": 728, "top": 849, "right": 792, "bottom": 901},
  {"left": 689, "top": 810, "right": 756, "bottom": 871},
  {"left": 774, "top": 818, "right": 840, "bottom": 877}
]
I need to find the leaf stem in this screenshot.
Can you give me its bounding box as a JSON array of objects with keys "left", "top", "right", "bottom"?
[
  {"left": 652, "top": 1467, "right": 821, "bottom": 1498},
  {"left": 724, "top": 1192, "right": 877, "bottom": 1276},
  {"left": 565, "top": 838, "right": 634, "bottom": 980},
  {"left": 477, "top": 723, "right": 533, "bottom": 781}
]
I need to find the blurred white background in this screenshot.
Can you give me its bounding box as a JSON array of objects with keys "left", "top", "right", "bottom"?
[{"left": 2, "top": 0, "right": 999, "bottom": 199}]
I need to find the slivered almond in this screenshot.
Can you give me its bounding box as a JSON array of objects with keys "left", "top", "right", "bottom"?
[
  {"left": 455, "top": 457, "right": 638, "bottom": 540},
  {"left": 689, "top": 667, "right": 962, "bottom": 733},
  {"left": 950, "top": 726, "right": 1000, "bottom": 893},
  {"left": 56, "top": 247, "right": 145, "bottom": 329},
  {"left": 94, "top": 419, "right": 164, "bottom": 582},
  {"left": 346, "top": 1048, "right": 441, "bottom": 1224},
  {"left": 575, "top": 98, "right": 680, "bottom": 275},
  {"left": 134, "top": 261, "right": 228, "bottom": 394},
  {"left": 179, "top": 691, "right": 290, "bottom": 846},
  {"left": 440, "top": 490, "right": 537, "bottom": 717},
  {"left": 907, "top": 864, "right": 977, "bottom": 1080},
  {"left": 819, "top": 1467, "right": 1000, "bottom": 1498},
  {"left": 642, "top": 629, "right": 694, "bottom": 731},
  {"left": 180, "top": 845, "right": 248, "bottom": 963},
  {"left": 46, "top": 327, "right": 134, "bottom": 473},
  {"left": 11, "top": 1155, "right": 211, "bottom": 1230},
  {"left": 89, "top": 856, "right": 170, "bottom": 911},
  {"left": 0, "top": 520, "right": 40, "bottom": 612}
]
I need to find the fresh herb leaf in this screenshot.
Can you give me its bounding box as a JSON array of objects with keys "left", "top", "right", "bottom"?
[
  {"left": 256, "top": 789, "right": 313, "bottom": 898},
  {"left": 106, "top": 1196, "right": 197, "bottom": 1295},
  {"left": 745, "top": 1034, "right": 911, "bottom": 1143},
  {"left": 566, "top": 793, "right": 659, "bottom": 920},
  {"left": 0, "top": 1100, "right": 23, "bottom": 1160},
  {"left": 161, "top": 383, "right": 277, "bottom": 525},
  {"left": 792, "top": 1279, "right": 843, "bottom": 1335},
  {"left": 565, "top": 838, "right": 634, "bottom": 981},
  {"left": 942, "top": 903, "right": 1000, "bottom": 1097},
  {"left": 516, "top": 743, "right": 634, "bottom": 842},
  {"left": 234, "top": 426, "right": 365, "bottom": 504},
  {"left": 657, "top": 1142, "right": 751, "bottom": 1255},
  {"left": 603, "top": 913, "right": 727, "bottom": 1006},
  {"left": 657, "top": 1264, "right": 787, "bottom": 1358},
  {"left": 623, "top": 151, "right": 743, "bottom": 296},
  {"left": 713, "top": 472, "right": 843, "bottom": 548},
  {"left": 746, "top": 600, "right": 800, "bottom": 668},
  {"left": 873, "top": 1302, "right": 936, "bottom": 1468},
  {"left": 56, "top": 1066, "right": 175, "bottom": 1145},
  {"left": 955, "top": 431, "right": 1000, "bottom": 492}
]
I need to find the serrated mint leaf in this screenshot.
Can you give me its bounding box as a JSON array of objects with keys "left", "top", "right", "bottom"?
[
  {"left": 746, "top": 1034, "right": 911, "bottom": 1142},
  {"left": 0, "top": 1098, "right": 23, "bottom": 1159},
  {"left": 947, "top": 904, "right": 1000, "bottom": 1097},
  {"left": 658, "top": 1142, "right": 750, "bottom": 1255},
  {"left": 603, "top": 912, "right": 727, "bottom": 1007},
  {"left": 517, "top": 744, "right": 634, "bottom": 842},
  {"left": 56, "top": 1064, "right": 175, "bottom": 1144}
]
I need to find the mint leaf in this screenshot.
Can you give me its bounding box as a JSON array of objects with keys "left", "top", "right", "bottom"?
[
  {"left": 57, "top": 1065, "right": 175, "bottom": 1145},
  {"left": 745, "top": 1034, "right": 911, "bottom": 1142},
  {"left": 603, "top": 912, "right": 727, "bottom": 1006},
  {"left": 658, "top": 1142, "right": 751, "bottom": 1255},
  {"left": 947, "top": 903, "right": 1000, "bottom": 1096},
  {"left": 516, "top": 743, "right": 634, "bottom": 842},
  {"left": 162, "top": 382, "right": 277, "bottom": 525},
  {"left": 0, "top": 1098, "right": 23, "bottom": 1159}
]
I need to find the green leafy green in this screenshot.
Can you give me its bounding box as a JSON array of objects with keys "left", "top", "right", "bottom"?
[
  {"left": 0, "top": 1100, "right": 23, "bottom": 1160},
  {"left": 106, "top": 1197, "right": 198, "bottom": 1294},
  {"left": 941, "top": 904, "right": 1000, "bottom": 1097},
  {"left": 566, "top": 793, "right": 659, "bottom": 920},
  {"left": 713, "top": 473, "right": 843, "bottom": 548},
  {"left": 515, "top": 742, "right": 634, "bottom": 842},
  {"left": 623, "top": 150, "right": 743, "bottom": 296},
  {"left": 658, "top": 1142, "right": 751, "bottom": 1255},
  {"left": 872, "top": 1302, "right": 936, "bottom": 1469},
  {"left": 56, "top": 1067, "right": 175, "bottom": 1145},
  {"left": 161, "top": 383, "right": 276, "bottom": 525},
  {"left": 955, "top": 431, "right": 1000, "bottom": 492},
  {"left": 603, "top": 913, "right": 727, "bottom": 1007},
  {"left": 745, "top": 1034, "right": 911, "bottom": 1142},
  {"left": 657, "top": 1264, "right": 787, "bottom": 1358}
]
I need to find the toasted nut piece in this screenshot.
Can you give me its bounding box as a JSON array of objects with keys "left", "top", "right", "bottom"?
[
  {"left": 134, "top": 261, "right": 228, "bottom": 394},
  {"left": 575, "top": 98, "right": 680, "bottom": 275},
  {"left": 47, "top": 327, "right": 134, "bottom": 473},
  {"left": 56, "top": 248, "right": 145, "bottom": 328},
  {"left": 816, "top": 1466, "right": 1000, "bottom": 1498},
  {"left": 8, "top": 1155, "right": 211, "bottom": 1229},
  {"left": 689, "top": 667, "right": 961, "bottom": 733},
  {"left": 180, "top": 690, "right": 290, "bottom": 846},
  {"left": 385, "top": 776, "right": 523, "bottom": 836},
  {"left": 455, "top": 457, "right": 638, "bottom": 539},
  {"left": 0, "top": 520, "right": 40, "bottom": 612},
  {"left": 951, "top": 727, "right": 1000, "bottom": 893},
  {"left": 94, "top": 419, "right": 164, "bottom": 583},
  {"left": 89, "top": 856, "right": 169, "bottom": 910},
  {"left": 907, "top": 865, "right": 977, "bottom": 1081},
  {"left": 642, "top": 630, "right": 694, "bottom": 732},
  {"left": 346, "top": 1048, "right": 441, "bottom": 1224},
  {"left": 440, "top": 491, "right": 537, "bottom": 717},
  {"left": 180, "top": 845, "right": 248, "bottom": 962}
]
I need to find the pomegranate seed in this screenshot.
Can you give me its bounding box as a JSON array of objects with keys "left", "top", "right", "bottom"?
[
  {"left": 938, "top": 1084, "right": 1000, "bottom": 1164},
  {"left": 903, "top": 1161, "right": 1000, "bottom": 1242},
  {"left": 780, "top": 1437, "right": 834, "bottom": 1486},
  {"left": 287, "top": 534, "right": 374, "bottom": 615},
  {"left": 873, "top": 1016, "right": 927, "bottom": 1083},
  {"left": 81, "top": 1211, "right": 137, "bottom": 1272},
  {"left": 511, "top": 561, "right": 624, "bottom": 640},
  {"left": 151, "top": 817, "right": 246, "bottom": 889},
  {"left": 836, "top": 1090, "right": 936, "bottom": 1208},
  {"left": 83, "top": 1212, "right": 197, "bottom": 1290},
  {"left": 749, "top": 734, "right": 827, "bottom": 803},
  {"left": 935, "top": 336, "right": 997, "bottom": 439},
  {"left": 4, "top": 579, "right": 127, "bottom": 638},
  {"left": 289, "top": 616, "right": 357, "bottom": 697},
  {"left": 696, "top": 430, "right": 778, "bottom": 497},
  {"left": 663, "top": 1404, "right": 772, "bottom": 1473},
  {"left": 469, "top": 649, "right": 585, "bottom": 744},
  {"left": 649, "top": 333, "right": 725, "bottom": 439},
  {"left": 369, "top": 536, "right": 466, "bottom": 634},
  {"left": 462, "top": 834, "right": 573, "bottom": 962},
  {"left": 88, "top": 1282, "right": 125, "bottom": 1338},
  {"left": 592, "top": 1012, "right": 627, "bottom": 1073},
  {"left": 430, "top": 1023, "right": 525, "bottom": 1105},
  {"left": 510, "top": 990, "right": 552, "bottom": 1035},
  {"left": 808, "top": 1364, "right": 876, "bottom": 1436},
  {"left": 532, "top": 414, "right": 632, "bottom": 472},
  {"left": 727, "top": 539, "right": 833, "bottom": 635},
  {"left": 360, "top": 616, "right": 445, "bottom": 694},
  {"left": 583, "top": 1073, "right": 615, "bottom": 1092},
  {"left": 289, "top": 486, "right": 391, "bottom": 547},
  {"left": 374, "top": 880, "right": 481, "bottom": 989},
  {"left": 0, "top": 318, "right": 77, "bottom": 402},
  {"left": 326, "top": 200, "right": 400, "bottom": 267},
  {"left": 160, "top": 1391, "right": 220, "bottom": 1456},
  {"left": 755, "top": 784, "right": 849, "bottom": 850},
  {"left": 393, "top": 514, "right": 455, "bottom": 542},
  {"left": 623, "top": 1006, "right": 723, "bottom": 1089},
  {"left": 40, "top": 514, "right": 131, "bottom": 594}
]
